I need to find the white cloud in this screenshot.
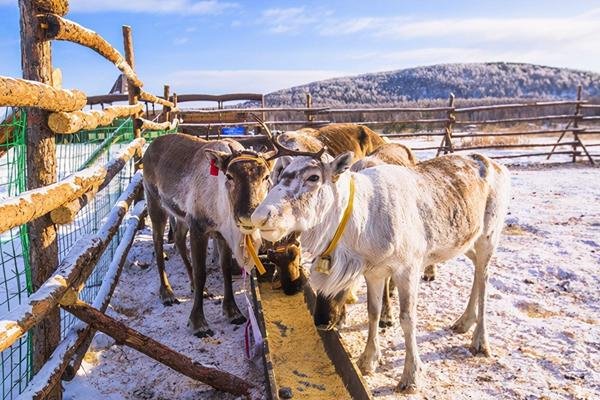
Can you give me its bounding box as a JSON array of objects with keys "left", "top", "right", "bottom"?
[
  {"left": 166, "top": 69, "right": 347, "bottom": 93},
  {"left": 260, "top": 7, "right": 331, "bottom": 34},
  {"left": 318, "top": 10, "right": 600, "bottom": 44},
  {"left": 69, "top": 0, "right": 238, "bottom": 14}
]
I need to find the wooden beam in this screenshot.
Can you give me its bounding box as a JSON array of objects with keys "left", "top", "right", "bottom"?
[
  {"left": 135, "top": 117, "right": 178, "bottom": 131},
  {"left": 40, "top": 14, "right": 143, "bottom": 88},
  {"left": 19, "top": 1, "right": 61, "bottom": 398},
  {"left": 61, "top": 299, "right": 253, "bottom": 396},
  {"left": 48, "top": 103, "right": 143, "bottom": 133},
  {"left": 139, "top": 89, "right": 175, "bottom": 109},
  {"left": 17, "top": 201, "right": 147, "bottom": 399},
  {"left": 50, "top": 138, "right": 145, "bottom": 224},
  {"left": 0, "top": 76, "right": 86, "bottom": 111},
  {"left": 35, "top": 0, "right": 68, "bottom": 15},
  {"left": 86, "top": 93, "right": 128, "bottom": 105},
  {"left": 0, "top": 173, "right": 143, "bottom": 353}
]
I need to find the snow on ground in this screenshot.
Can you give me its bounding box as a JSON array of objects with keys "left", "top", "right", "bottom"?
[
  {"left": 65, "top": 230, "right": 265, "bottom": 400},
  {"left": 341, "top": 163, "right": 600, "bottom": 399},
  {"left": 66, "top": 163, "right": 599, "bottom": 400}
]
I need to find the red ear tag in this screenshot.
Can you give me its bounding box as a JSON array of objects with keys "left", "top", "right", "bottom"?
[{"left": 210, "top": 159, "right": 219, "bottom": 176}]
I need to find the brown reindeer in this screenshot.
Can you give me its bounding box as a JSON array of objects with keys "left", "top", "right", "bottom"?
[{"left": 142, "top": 133, "right": 273, "bottom": 337}]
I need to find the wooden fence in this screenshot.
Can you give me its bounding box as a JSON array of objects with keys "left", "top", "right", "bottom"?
[
  {"left": 0, "top": 1, "right": 250, "bottom": 399},
  {"left": 172, "top": 89, "right": 599, "bottom": 164}
]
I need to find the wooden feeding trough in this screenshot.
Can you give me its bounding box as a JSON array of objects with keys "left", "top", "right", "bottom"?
[{"left": 250, "top": 272, "right": 372, "bottom": 399}]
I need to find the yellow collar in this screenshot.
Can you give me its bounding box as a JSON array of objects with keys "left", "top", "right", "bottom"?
[
  {"left": 315, "top": 176, "right": 355, "bottom": 274},
  {"left": 244, "top": 234, "right": 266, "bottom": 275}
]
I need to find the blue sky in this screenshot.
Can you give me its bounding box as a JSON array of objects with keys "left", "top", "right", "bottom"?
[{"left": 0, "top": 1, "right": 599, "bottom": 96}]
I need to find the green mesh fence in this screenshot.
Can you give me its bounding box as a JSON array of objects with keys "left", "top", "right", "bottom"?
[
  {"left": 0, "top": 110, "right": 175, "bottom": 399},
  {"left": 0, "top": 107, "right": 31, "bottom": 400}
]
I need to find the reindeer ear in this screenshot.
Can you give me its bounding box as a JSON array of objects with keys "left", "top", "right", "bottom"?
[
  {"left": 203, "top": 149, "right": 231, "bottom": 171},
  {"left": 271, "top": 156, "right": 293, "bottom": 184},
  {"left": 327, "top": 151, "right": 354, "bottom": 181}
]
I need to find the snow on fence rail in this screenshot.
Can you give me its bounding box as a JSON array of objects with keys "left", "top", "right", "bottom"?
[{"left": 0, "top": 2, "right": 186, "bottom": 399}]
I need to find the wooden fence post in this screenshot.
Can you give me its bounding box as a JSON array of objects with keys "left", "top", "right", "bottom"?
[
  {"left": 306, "top": 93, "right": 314, "bottom": 122},
  {"left": 437, "top": 93, "right": 455, "bottom": 156},
  {"left": 18, "top": 1, "right": 61, "bottom": 398},
  {"left": 163, "top": 84, "right": 170, "bottom": 123},
  {"left": 122, "top": 25, "right": 142, "bottom": 164},
  {"left": 572, "top": 85, "right": 582, "bottom": 162}
]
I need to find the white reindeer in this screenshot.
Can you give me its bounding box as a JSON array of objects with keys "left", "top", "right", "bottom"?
[{"left": 251, "top": 148, "right": 510, "bottom": 393}]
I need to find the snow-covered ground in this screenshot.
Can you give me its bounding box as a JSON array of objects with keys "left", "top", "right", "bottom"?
[
  {"left": 65, "top": 162, "right": 599, "bottom": 399},
  {"left": 64, "top": 230, "right": 264, "bottom": 400},
  {"left": 341, "top": 163, "right": 600, "bottom": 399}
]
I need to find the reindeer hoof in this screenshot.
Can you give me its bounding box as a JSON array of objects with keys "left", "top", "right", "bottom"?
[
  {"left": 193, "top": 328, "right": 215, "bottom": 338},
  {"left": 395, "top": 382, "right": 419, "bottom": 394},
  {"left": 379, "top": 318, "right": 394, "bottom": 328},
  {"left": 470, "top": 338, "right": 491, "bottom": 357},
  {"left": 160, "top": 289, "right": 179, "bottom": 306},
  {"left": 422, "top": 274, "right": 435, "bottom": 282}
]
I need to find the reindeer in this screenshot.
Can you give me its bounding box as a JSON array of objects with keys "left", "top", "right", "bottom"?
[
  {"left": 266, "top": 123, "right": 388, "bottom": 296},
  {"left": 142, "top": 133, "right": 273, "bottom": 337},
  {"left": 250, "top": 141, "right": 510, "bottom": 393}
]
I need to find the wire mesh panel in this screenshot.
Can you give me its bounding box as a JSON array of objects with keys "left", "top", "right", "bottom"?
[
  {"left": 0, "top": 110, "right": 175, "bottom": 399},
  {"left": 0, "top": 108, "right": 31, "bottom": 400}
]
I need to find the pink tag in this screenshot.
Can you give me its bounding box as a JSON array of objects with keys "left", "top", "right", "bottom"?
[{"left": 210, "top": 159, "right": 219, "bottom": 176}]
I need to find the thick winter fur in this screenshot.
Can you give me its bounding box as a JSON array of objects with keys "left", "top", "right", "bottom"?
[
  {"left": 268, "top": 124, "right": 389, "bottom": 295},
  {"left": 143, "top": 134, "right": 269, "bottom": 337},
  {"left": 279, "top": 124, "right": 386, "bottom": 160},
  {"left": 350, "top": 142, "right": 416, "bottom": 171},
  {"left": 251, "top": 152, "right": 511, "bottom": 393}
]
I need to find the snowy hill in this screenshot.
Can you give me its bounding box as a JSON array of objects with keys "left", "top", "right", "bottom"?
[{"left": 265, "top": 62, "right": 600, "bottom": 107}]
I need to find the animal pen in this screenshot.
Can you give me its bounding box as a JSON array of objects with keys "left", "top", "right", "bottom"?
[{"left": 0, "top": 1, "right": 599, "bottom": 400}]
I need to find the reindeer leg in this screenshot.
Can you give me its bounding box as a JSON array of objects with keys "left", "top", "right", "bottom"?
[
  {"left": 187, "top": 219, "right": 213, "bottom": 337},
  {"left": 173, "top": 221, "right": 194, "bottom": 293},
  {"left": 166, "top": 215, "right": 176, "bottom": 244},
  {"left": 452, "top": 249, "right": 478, "bottom": 333},
  {"left": 358, "top": 274, "right": 385, "bottom": 375},
  {"left": 469, "top": 240, "right": 495, "bottom": 357},
  {"left": 147, "top": 191, "right": 178, "bottom": 306},
  {"left": 395, "top": 268, "right": 423, "bottom": 394},
  {"left": 379, "top": 277, "right": 395, "bottom": 328},
  {"left": 215, "top": 235, "right": 246, "bottom": 325}
]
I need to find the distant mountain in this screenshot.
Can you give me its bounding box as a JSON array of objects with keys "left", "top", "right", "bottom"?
[{"left": 264, "top": 63, "right": 600, "bottom": 107}]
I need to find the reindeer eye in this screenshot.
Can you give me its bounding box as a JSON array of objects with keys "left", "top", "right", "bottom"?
[
  {"left": 307, "top": 175, "right": 320, "bottom": 182},
  {"left": 226, "top": 173, "right": 234, "bottom": 181}
]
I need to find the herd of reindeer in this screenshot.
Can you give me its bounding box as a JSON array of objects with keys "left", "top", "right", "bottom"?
[{"left": 141, "top": 118, "right": 511, "bottom": 394}]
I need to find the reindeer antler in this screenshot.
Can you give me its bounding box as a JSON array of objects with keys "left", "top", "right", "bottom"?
[{"left": 249, "top": 113, "right": 327, "bottom": 161}]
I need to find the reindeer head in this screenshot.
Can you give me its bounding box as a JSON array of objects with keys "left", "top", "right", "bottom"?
[
  {"left": 250, "top": 135, "right": 354, "bottom": 243},
  {"left": 204, "top": 146, "right": 275, "bottom": 234}
]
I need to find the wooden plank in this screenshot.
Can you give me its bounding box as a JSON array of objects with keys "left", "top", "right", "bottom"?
[
  {"left": 175, "top": 93, "right": 263, "bottom": 103},
  {"left": 303, "top": 286, "right": 374, "bottom": 400},
  {"left": 0, "top": 76, "right": 86, "bottom": 111},
  {"left": 0, "top": 173, "right": 143, "bottom": 353},
  {"left": 454, "top": 114, "right": 576, "bottom": 125},
  {"left": 47, "top": 104, "right": 143, "bottom": 133},
  {"left": 86, "top": 93, "right": 128, "bottom": 105},
  {"left": 17, "top": 201, "right": 148, "bottom": 400},
  {"left": 39, "top": 14, "right": 143, "bottom": 88},
  {"left": 454, "top": 100, "right": 586, "bottom": 113},
  {"left": 60, "top": 300, "right": 253, "bottom": 396},
  {"left": 135, "top": 117, "right": 178, "bottom": 132}
]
